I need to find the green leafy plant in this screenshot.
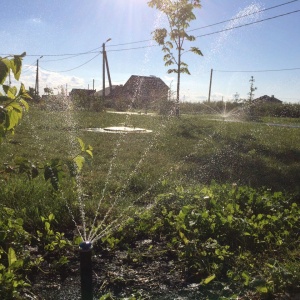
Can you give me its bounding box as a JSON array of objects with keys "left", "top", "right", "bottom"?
[
  {"left": 0, "top": 207, "right": 40, "bottom": 299},
  {"left": 148, "top": 0, "right": 203, "bottom": 115},
  {"left": 0, "top": 53, "right": 31, "bottom": 143}
]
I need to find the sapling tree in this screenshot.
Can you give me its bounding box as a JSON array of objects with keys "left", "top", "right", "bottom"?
[
  {"left": 248, "top": 76, "right": 257, "bottom": 103},
  {"left": 148, "top": 0, "right": 203, "bottom": 116}
]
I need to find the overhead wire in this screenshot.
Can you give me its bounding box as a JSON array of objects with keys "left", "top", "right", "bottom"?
[
  {"left": 195, "top": 9, "right": 300, "bottom": 38},
  {"left": 214, "top": 67, "right": 300, "bottom": 73},
  {"left": 0, "top": 0, "right": 298, "bottom": 58},
  {"left": 3, "top": 3, "right": 298, "bottom": 74},
  {"left": 40, "top": 52, "right": 101, "bottom": 73},
  {"left": 188, "top": 0, "right": 299, "bottom": 32},
  {"left": 36, "top": 8, "right": 300, "bottom": 73}
]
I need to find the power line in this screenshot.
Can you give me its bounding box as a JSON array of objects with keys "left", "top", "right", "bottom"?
[
  {"left": 40, "top": 52, "right": 101, "bottom": 73},
  {"left": 103, "top": 0, "right": 300, "bottom": 47},
  {"left": 107, "top": 44, "right": 158, "bottom": 53},
  {"left": 1, "top": 0, "right": 298, "bottom": 58},
  {"left": 189, "top": 0, "right": 299, "bottom": 32},
  {"left": 20, "top": 6, "right": 300, "bottom": 74},
  {"left": 215, "top": 67, "right": 300, "bottom": 73},
  {"left": 195, "top": 9, "right": 300, "bottom": 38}
]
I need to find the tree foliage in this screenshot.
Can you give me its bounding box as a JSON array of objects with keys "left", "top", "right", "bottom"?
[
  {"left": 0, "top": 53, "right": 31, "bottom": 143},
  {"left": 0, "top": 54, "right": 93, "bottom": 189},
  {"left": 148, "top": 0, "right": 203, "bottom": 114}
]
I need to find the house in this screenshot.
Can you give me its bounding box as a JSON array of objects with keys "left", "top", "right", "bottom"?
[
  {"left": 96, "top": 75, "right": 169, "bottom": 110},
  {"left": 121, "top": 75, "right": 169, "bottom": 103},
  {"left": 253, "top": 95, "right": 283, "bottom": 104}
]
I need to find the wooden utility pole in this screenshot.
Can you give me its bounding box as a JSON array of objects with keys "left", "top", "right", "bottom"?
[
  {"left": 105, "top": 52, "right": 112, "bottom": 93},
  {"left": 102, "top": 43, "right": 106, "bottom": 98},
  {"left": 102, "top": 38, "right": 112, "bottom": 99},
  {"left": 208, "top": 68, "right": 213, "bottom": 103}
]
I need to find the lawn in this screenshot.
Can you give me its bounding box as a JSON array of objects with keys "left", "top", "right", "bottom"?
[{"left": 1, "top": 105, "right": 299, "bottom": 299}]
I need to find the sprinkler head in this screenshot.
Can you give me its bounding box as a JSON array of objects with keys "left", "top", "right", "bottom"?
[{"left": 79, "top": 241, "right": 93, "bottom": 251}]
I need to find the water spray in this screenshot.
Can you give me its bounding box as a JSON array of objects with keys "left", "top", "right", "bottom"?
[{"left": 79, "top": 241, "right": 93, "bottom": 300}]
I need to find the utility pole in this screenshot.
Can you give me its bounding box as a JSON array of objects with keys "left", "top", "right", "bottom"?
[
  {"left": 35, "top": 56, "right": 43, "bottom": 98},
  {"left": 105, "top": 52, "right": 112, "bottom": 93},
  {"left": 102, "top": 38, "right": 111, "bottom": 99},
  {"left": 93, "top": 79, "right": 95, "bottom": 91},
  {"left": 208, "top": 68, "right": 213, "bottom": 103}
]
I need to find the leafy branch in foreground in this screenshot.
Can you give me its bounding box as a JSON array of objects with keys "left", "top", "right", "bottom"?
[
  {"left": 0, "top": 53, "right": 31, "bottom": 143},
  {"left": 1, "top": 138, "right": 93, "bottom": 190}
]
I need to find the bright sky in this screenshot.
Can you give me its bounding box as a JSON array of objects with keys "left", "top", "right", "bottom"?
[{"left": 1, "top": 0, "right": 300, "bottom": 103}]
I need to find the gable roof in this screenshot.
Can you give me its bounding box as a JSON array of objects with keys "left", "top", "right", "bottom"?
[{"left": 123, "top": 75, "right": 169, "bottom": 92}]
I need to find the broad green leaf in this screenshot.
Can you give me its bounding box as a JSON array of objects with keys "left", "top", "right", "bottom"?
[
  {"left": 0, "top": 59, "right": 10, "bottom": 84},
  {"left": 18, "top": 83, "right": 32, "bottom": 100},
  {"left": 77, "top": 137, "right": 85, "bottom": 151},
  {"left": 11, "top": 56, "right": 22, "bottom": 80},
  {"left": 7, "top": 104, "right": 22, "bottom": 130},
  {"left": 48, "top": 213, "right": 55, "bottom": 221},
  {"left": 3, "top": 85, "right": 17, "bottom": 99},
  {"left": 74, "top": 155, "right": 85, "bottom": 172},
  {"left": 45, "top": 221, "right": 50, "bottom": 231},
  {"left": 179, "top": 231, "right": 189, "bottom": 245},
  {"left": 86, "top": 149, "right": 93, "bottom": 158},
  {"left": 165, "top": 59, "right": 174, "bottom": 67},
  {"left": 203, "top": 274, "right": 216, "bottom": 284},
  {"left": 242, "top": 272, "right": 250, "bottom": 286},
  {"left": 20, "top": 99, "right": 29, "bottom": 111},
  {"left": 256, "top": 286, "right": 268, "bottom": 293},
  {"left": 8, "top": 247, "right": 17, "bottom": 266},
  {"left": 7, "top": 101, "right": 22, "bottom": 112},
  {"left": 190, "top": 47, "right": 203, "bottom": 56}
]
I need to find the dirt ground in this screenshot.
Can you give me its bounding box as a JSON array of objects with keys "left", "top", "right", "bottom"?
[{"left": 31, "top": 239, "right": 300, "bottom": 300}]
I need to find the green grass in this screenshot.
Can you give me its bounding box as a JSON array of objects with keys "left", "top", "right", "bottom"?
[
  {"left": 2, "top": 106, "right": 300, "bottom": 207},
  {"left": 1, "top": 105, "right": 300, "bottom": 298}
]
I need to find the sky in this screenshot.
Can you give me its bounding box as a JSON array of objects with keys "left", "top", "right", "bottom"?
[{"left": 1, "top": 0, "right": 300, "bottom": 103}]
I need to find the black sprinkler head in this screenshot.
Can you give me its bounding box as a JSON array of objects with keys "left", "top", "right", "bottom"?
[{"left": 79, "top": 241, "right": 93, "bottom": 251}]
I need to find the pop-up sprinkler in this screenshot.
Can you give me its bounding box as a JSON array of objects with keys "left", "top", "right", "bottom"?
[{"left": 79, "top": 241, "right": 93, "bottom": 300}]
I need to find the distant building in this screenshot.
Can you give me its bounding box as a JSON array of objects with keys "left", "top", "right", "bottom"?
[
  {"left": 122, "top": 75, "right": 169, "bottom": 102},
  {"left": 96, "top": 75, "right": 169, "bottom": 110},
  {"left": 253, "top": 95, "right": 283, "bottom": 104}
]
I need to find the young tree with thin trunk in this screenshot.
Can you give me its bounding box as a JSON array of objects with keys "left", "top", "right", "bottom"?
[{"left": 148, "top": 0, "right": 203, "bottom": 116}]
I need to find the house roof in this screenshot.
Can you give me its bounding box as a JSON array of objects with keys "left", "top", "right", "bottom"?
[
  {"left": 253, "top": 95, "right": 282, "bottom": 104},
  {"left": 124, "top": 75, "right": 169, "bottom": 91}
]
